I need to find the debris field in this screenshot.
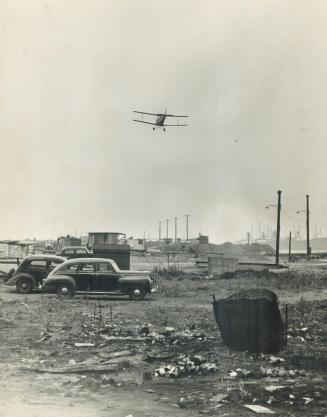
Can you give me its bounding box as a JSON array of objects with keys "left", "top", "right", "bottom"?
[{"left": 0, "top": 264, "right": 326, "bottom": 417}]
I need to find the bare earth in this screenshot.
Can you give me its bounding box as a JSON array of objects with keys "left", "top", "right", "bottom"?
[{"left": 0, "top": 259, "right": 326, "bottom": 417}]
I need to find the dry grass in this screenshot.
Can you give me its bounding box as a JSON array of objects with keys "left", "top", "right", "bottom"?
[{"left": 156, "top": 268, "right": 327, "bottom": 299}]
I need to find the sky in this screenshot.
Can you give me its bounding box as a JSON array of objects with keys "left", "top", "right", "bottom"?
[{"left": 1, "top": 0, "right": 327, "bottom": 243}]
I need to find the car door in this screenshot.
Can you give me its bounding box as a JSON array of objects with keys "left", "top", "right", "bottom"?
[
  {"left": 93, "top": 261, "right": 119, "bottom": 292},
  {"left": 76, "top": 262, "right": 95, "bottom": 291},
  {"left": 26, "top": 259, "right": 48, "bottom": 284}
]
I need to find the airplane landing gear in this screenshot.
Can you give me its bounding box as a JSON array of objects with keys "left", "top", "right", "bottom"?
[
  {"left": 153, "top": 127, "right": 155, "bottom": 131},
  {"left": 163, "top": 128, "right": 166, "bottom": 132}
]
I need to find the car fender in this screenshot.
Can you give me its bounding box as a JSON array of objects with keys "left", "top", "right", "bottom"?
[
  {"left": 43, "top": 275, "right": 77, "bottom": 290},
  {"left": 3, "top": 268, "right": 15, "bottom": 283},
  {"left": 8, "top": 273, "right": 37, "bottom": 288},
  {"left": 118, "top": 276, "right": 151, "bottom": 291}
]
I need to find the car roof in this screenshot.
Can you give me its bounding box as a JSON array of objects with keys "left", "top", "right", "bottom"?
[
  {"left": 22, "top": 255, "right": 66, "bottom": 262},
  {"left": 61, "top": 257, "right": 115, "bottom": 264}
]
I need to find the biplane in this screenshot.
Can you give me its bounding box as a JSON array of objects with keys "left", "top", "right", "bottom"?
[{"left": 133, "top": 109, "right": 188, "bottom": 131}]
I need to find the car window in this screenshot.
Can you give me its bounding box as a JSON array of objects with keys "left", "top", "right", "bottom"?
[
  {"left": 30, "top": 260, "right": 47, "bottom": 267},
  {"left": 63, "top": 249, "right": 74, "bottom": 254},
  {"left": 79, "top": 263, "right": 94, "bottom": 272},
  {"left": 97, "top": 262, "right": 114, "bottom": 272},
  {"left": 76, "top": 249, "right": 87, "bottom": 254},
  {"left": 65, "top": 263, "right": 79, "bottom": 271},
  {"left": 48, "top": 260, "right": 63, "bottom": 269}
]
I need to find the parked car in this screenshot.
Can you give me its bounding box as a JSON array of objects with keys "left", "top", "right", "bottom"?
[
  {"left": 56, "top": 246, "right": 92, "bottom": 259},
  {"left": 42, "top": 258, "right": 156, "bottom": 301},
  {"left": 5, "top": 255, "right": 66, "bottom": 294}
]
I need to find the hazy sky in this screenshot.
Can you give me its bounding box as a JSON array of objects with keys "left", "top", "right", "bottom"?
[{"left": 1, "top": 0, "right": 327, "bottom": 243}]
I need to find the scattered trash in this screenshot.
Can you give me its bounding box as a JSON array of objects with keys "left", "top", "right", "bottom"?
[
  {"left": 155, "top": 355, "right": 217, "bottom": 378},
  {"left": 303, "top": 397, "right": 313, "bottom": 405},
  {"left": 210, "top": 393, "right": 228, "bottom": 403},
  {"left": 228, "top": 368, "right": 254, "bottom": 379},
  {"left": 264, "top": 386, "right": 287, "bottom": 392},
  {"left": 269, "top": 356, "right": 285, "bottom": 364},
  {"left": 244, "top": 404, "right": 275, "bottom": 414},
  {"left": 259, "top": 366, "right": 300, "bottom": 378},
  {"left": 74, "top": 342, "right": 95, "bottom": 347}
]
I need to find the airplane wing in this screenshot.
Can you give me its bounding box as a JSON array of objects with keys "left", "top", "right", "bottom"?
[
  {"left": 163, "top": 123, "right": 188, "bottom": 127},
  {"left": 133, "top": 119, "right": 157, "bottom": 126},
  {"left": 133, "top": 111, "right": 158, "bottom": 116},
  {"left": 159, "top": 114, "right": 188, "bottom": 118}
]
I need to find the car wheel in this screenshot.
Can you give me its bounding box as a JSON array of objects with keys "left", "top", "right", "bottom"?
[
  {"left": 56, "top": 283, "right": 73, "bottom": 298},
  {"left": 16, "top": 278, "right": 33, "bottom": 294},
  {"left": 129, "top": 286, "right": 146, "bottom": 301}
]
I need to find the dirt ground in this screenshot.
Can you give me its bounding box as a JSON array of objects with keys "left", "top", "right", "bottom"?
[{"left": 0, "top": 258, "right": 326, "bottom": 417}]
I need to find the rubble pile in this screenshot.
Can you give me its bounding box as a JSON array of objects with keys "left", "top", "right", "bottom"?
[
  {"left": 176, "top": 377, "right": 327, "bottom": 413},
  {"left": 155, "top": 355, "right": 218, "bottom": 378},
  {"left": 79, "top": 319, "right": 213, "bottom": 347}
]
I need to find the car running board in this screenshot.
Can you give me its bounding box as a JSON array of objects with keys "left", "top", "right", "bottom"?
[{"left": 74, "top": 291, "right": 126, "bottom": 295}]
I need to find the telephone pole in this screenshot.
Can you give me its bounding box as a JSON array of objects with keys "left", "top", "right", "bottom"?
[
  {"left": 275, "top": 190, "right": 282, "bottom": 266},
  {"left": 158, "top": 221, "right": 162, "bottom": 241},
  {"left": 288, "top": 231, "right": 292, "bottom": 262},
  {"left": 174, "top": 217, "right": 177, "bottom": 241},
  {"left": 306, "top": 194, "right": 310, "bottom": 258},
  {"left": 185, "top": 214, "right": 190, "bottom": 242},
  {"left": 166, "top": 219, "right": 169, "bottom": 239}
]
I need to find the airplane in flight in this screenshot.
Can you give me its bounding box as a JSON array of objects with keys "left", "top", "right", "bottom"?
[{"left": 133, "top": 109, "right": 188, "bottom": 131}]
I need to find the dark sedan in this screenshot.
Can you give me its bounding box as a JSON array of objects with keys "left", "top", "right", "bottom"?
[
  {"left": 42, "top": 258, "right": 156, "bottom": 301},
  {"left": 56, "top": 246, "right": 92, "bottom": 259},
  {"left": 5, "top": 255, "right": 66, "bottom": 293}
]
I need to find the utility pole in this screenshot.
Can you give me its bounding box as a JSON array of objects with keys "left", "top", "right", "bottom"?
[
  {"left": 306, "top": 194, "right": 311, "bottom": 258},
  {"left": 158, "top": 221, "right": 161, "bottom": 241},
  {"left": 174, "top": 217, "right": 177, "bottom": 241},
  {"left": 276, "top": 190, "right": 282, "bottom": 266},
  {"left": 166, "top": 219, "right": 169, "bottom": 240},
  {"left": 185, "top": 214, "right": 190, "bottom": 242},
  {"left": 288, "top": 231, "right": 292, "bottom": 262}
]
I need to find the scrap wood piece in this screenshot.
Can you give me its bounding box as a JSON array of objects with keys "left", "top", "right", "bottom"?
[
  {"left": 264, "top": 386, "right": 287, "bottom": 392},
  {"left": 211, "top": 393, "right": 229, "bottom": 403},
  {"left": 146, "top": 351, "right": 177, "bottom": 360},
  {"left": 96, "top": 350, "right": 132, "bottom": 359},
  {"left": 74, "top": 343, "right": 95, "bottom": 347},
  {"left": 101, "top": 336, "right": 151, "bottom": 342},
  {"left": 33, "top": 354, "right": 144, "bottom": 374},
  {"left": 244, "top": 405, "right": 275, "bottom": 414},
  {"left": 33, "top": 363, "right": 120, "bottom": 374}
]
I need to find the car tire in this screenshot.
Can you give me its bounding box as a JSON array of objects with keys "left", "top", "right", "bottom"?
[
  {"left": 129, "top": 286, "right": 146, "bottom": 301},
  {"left": 56, "top": 283, "right": 74, "bottom": 298},
  {"left": 16, "top": 277, "right": 33, "bottom": 294}
]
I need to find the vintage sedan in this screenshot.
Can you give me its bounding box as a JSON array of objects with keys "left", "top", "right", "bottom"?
[
  {"left": 5, "top": 255, "right": 66, "bottom": 293},
  {"left": 56, "top": 246, "right": 92, "bottom": 259},
  {"left": 42, "top": 258, "right": 156, "bottom": 301}
]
